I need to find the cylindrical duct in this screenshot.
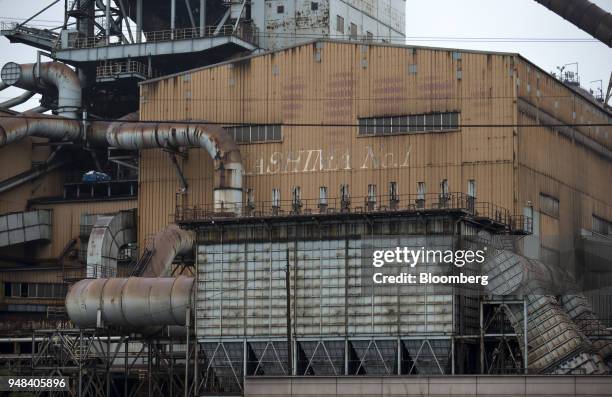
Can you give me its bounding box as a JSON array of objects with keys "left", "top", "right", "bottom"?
[
  {"left": 1, "top": 62, "right": 82, "bottom": 118},
  {"left": 0, "top": 91, "right": 35, "bottom": 109},
  {"left": 65, "top": 276, "right": 194, "bottom": 328},
  {"left": 0, "top": 111, "right": 82, "bottom": 146},
  {"left": 141, "top": 224, "right": 195, "bottom": 277},
  {"left": 535, "top": 0, "right": 612, "bottom": 47},
  {"left": 89, "top": 116, "right": 243, "bottom": 213}
]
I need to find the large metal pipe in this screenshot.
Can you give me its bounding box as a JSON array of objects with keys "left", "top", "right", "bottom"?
[
  {"left": 0, "top": 112, "right": 243, "bottom": 213},
  {"left": 0, "top": 62, "right": 81, "bottom": 118},
  {"left": 0, "top": 111, "right": 81, "bottom": 146},
  {"left": 65, "top": 276, "right": 194, "bottom": 328},
  {"left": 89, "top": 116, "right": 243, "bottom": 213},
  {"left": 535, "top": 0, "right": 612, "bottom": 47},
  {"left": 141, "top": 224, "right": 195, "bottom": 277},
  {"left": 0, "top": 90, "right": 35, "bottom": 109}
]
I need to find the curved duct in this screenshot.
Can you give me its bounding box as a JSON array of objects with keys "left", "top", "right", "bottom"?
[
  {"left": 534, "top": 0, "right": 612, "bottom": 47},
  {"left": 0, "top": 112, "right": 243, "bottom": 213},
  {"left": 86, "top": 211, "right": 136, "bottom": 278},
  {"left": 65, "top": 276, "right": 194, "bottom": 328},
  {"left": 89, "top": 116, "right": 243, "bottom": 213},
  {"left": 0, "top": 90, "right": 34, "bottom": 109},
  {"left": 0, "top": 82, "right": 7, "bottom": 91},
  {"left": 0, "top": 61, "right": 81, "bottom": 118},
  {"left": 140, "top": 224, "right": 195, "bottom": 277},
  {"left": 560, "top": 295, "right": 612, "bottom": 362},
  {"left": 25, "top": 105, "right": 48, "bottom": 113},
  {"left": 483, "top": 249, "right": 608, "bottom": 374},
  {"left": 0, "top": 111, "right": 82, "bottom": 146}
]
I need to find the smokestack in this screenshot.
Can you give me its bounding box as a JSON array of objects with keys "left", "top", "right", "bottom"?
[{"left": 535, "top": 0, "right": 612, "bottom": 47}]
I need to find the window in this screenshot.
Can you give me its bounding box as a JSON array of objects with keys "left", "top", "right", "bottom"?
[
  {"left": 440, "top": 179, "right": 449, "bottom": 196},
  {"left": 408, "top": 64, "right": 418, "bottom": 75},
  {"left": 246, "top": 188, "right": 255, "bottom": 208},
  {"left": 593, "top": 215, "right": 611, "bottom": 235},
  {"left": 3, "top": 282, "right": 67, "bottom": 299},
  {"left": 272, "top": 188, "right": 281, "bottom": 208},
  {"left": 350, "top": 23, "right": 358, "bottom": 39},
  {"left": 319, "top": 186, "right": 328, "bottom": 206},
  {"left": 539, "top": 193, "right": 559, "bottom": 218},
  {"left": 311, "top": 2, "right": 318, "bottom": 11},
  {"left": 389, "top": 182, "right": 398, "bottom": 199},
  {"left": 336, "top": 15, "right": 344, "bottom": 33},
  {"left": 417, "top": 182, "right": 426, "bottom": 200},
  {"left": 358, "top": 112, "right": 460, "bottom": 136},
  {"left": 468, "top": 179, "right": 477, "bottom": 198},
  {"left": 225, "top": 125, "right": 281, "bottom": 143},
  {"left": 277, "top": 5, "right": 284, "bottom": 13},
  {"left": 367, "top": 184, "right": 377, "bottom": 203}
]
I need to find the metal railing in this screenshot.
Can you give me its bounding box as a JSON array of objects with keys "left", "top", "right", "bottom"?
[
  {"left": 175, "top": 192, "right": 531, "bottom": 233},
  {"left": 58, "top": 23, "right": 259, "bottom": 50},
  {"left": 96, "top": 60, "right": 151, "bottom": 80}
]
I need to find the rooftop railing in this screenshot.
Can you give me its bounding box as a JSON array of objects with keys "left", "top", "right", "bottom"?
[
  {"left": 174, "top": 192, "right": 532, "bottom": 234},
  {"left": 57, "top": 23, "right": 259, "bottom": 50}
]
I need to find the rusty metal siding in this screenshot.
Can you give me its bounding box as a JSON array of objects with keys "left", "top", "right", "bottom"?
[
  {"left": 139, "top": 42, "right": 518, "bottom": 238},
  {"left": 31, "top": 200, "right": 137, "bottom": 259},
  {"left": 0, "top": 137, "right": 63, "bottom": 215}
]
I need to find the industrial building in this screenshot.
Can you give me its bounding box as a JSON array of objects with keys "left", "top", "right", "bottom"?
[{"left": 0, "top": 0, "right": 612, "bottom": 396}]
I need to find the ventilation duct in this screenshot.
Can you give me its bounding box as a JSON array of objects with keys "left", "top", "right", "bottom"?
[
  {"left": 0, "top": 111, "right": 82, "bottom": 147},
  {"left": 0, "top": 90, "right": 35, "bottom": 109},
  {"left": 88, "top": 117, "right": 243, "bottom": 213},
  {"left": 140, "top": 224, "right": 195, "bottom": 277},
  {"left": 65, "top": 276, "right": 194, "bottom": 328},
  {"left": 86, "top": 210, "right": 136, "bottom": 278},
  {"left": 0, "top": 113, "right": 243, "bottom": 214},
  {"left": 484, "top": 249, "right": 608, "bottom": 374},
  {"left": 535, "top": 0, "right": 612, "bottom": 47},
  {"left": 0, "top": 61, "right": 81, "bottom": 118}
]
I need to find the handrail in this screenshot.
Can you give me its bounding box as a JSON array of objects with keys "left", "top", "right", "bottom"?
[
  {"left": 174, "top": 192, "right": 532, "bottom": 233},
  {"left": 53, "top": 22, "right": 259, "bottom": 50}
]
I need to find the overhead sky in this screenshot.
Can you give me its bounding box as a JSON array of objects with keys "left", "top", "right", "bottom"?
[{"left": 0, "top": 0, "right": 610, "bottom": 111}]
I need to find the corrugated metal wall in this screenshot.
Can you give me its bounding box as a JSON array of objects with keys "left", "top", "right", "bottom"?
[
  {"left": 515, "top": 58, "right": 612, "bottom": 268},
  {"left": 139, "top": 42, "right": 517, "bottom": 245}
]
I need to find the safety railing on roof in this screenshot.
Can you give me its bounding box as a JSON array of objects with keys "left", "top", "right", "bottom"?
[
  {"left": 174, "top": 192, "right": 532, "bottom": 234},
  {"left": 58, "top": 23, "right": 259, "bottom": 50}
]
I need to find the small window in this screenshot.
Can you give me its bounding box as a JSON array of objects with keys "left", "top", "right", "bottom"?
[
  {"left": 319, "top": 186, "right": 328, "bottom": 205},
  {"left": 272, "top": 188, "right": 281, "bottom": 208},
  {"left": 389, "top": 182, "right": 398, "bottom": 198},
  {"left": 311, "top": 2, "right": 318, "bottom": 11},
  {"left": 277, "top": 5, "right": 284, "bottom": 13},
  {"left": 593, "top": 215, "right": 611, "bottom": 235},
  {"left": 468, "top": 179, "right": 477, "bottom": 198},
  {"left": 247, "top": 188, "right": 255, "bottom": 207},
  {"left": 367, "top": 184, "right": 377, "bottom": 203},
  {"left": 440, "top": 179, "right": 449, "bottom": 196},
  {"left": 4, "top": 282, "right": 11, "bottom": 297},
  {"left": 540, "top": 193, "right": 559, "bottom": 218},
  {"left": 408, "top": 64, "right": 418, "bottom": 75},
  {"left": 350, "top": 23, "right": 358, "bottom": 39},
  {"left": 20, "top": 283, "right": 28, "bottom": 298},
  {"left": 336, "top": 15, "right": 344, "bottom": 33},
  {"left": 417, "top": 182, "right": 426, "bottom": 200}
]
